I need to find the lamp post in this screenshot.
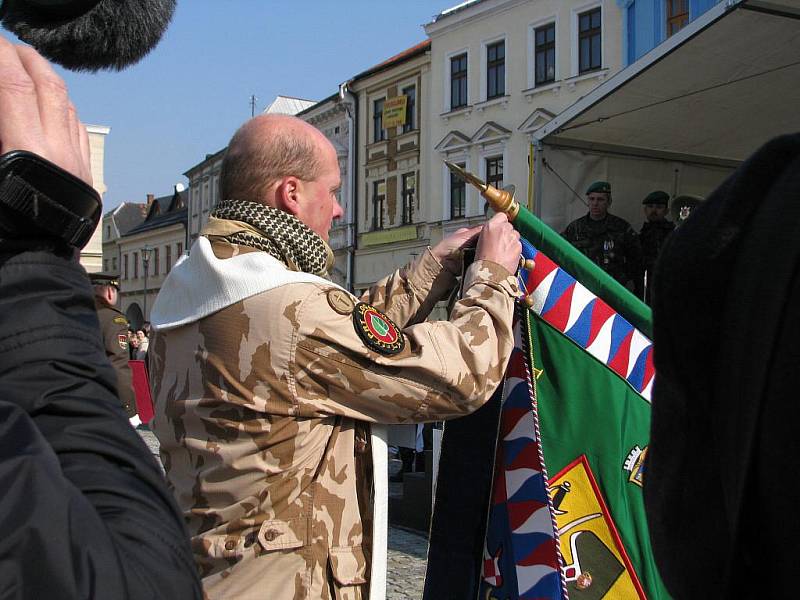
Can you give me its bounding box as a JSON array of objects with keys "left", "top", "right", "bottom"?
[{"left": 141, "top": 245, "right": 153, "bottom": 324}]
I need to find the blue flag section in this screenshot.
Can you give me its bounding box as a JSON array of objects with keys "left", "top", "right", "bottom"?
[{"left": 478, "top": 310, "right": 565, "bottom": 600}]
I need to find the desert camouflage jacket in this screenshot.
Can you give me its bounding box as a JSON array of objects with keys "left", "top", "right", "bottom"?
[{"left": 150, "top": 238, "right": 519, "bottom": 600}]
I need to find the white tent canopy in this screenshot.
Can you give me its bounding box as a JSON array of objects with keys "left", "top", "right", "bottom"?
[{"left": 533, "top": 0, "right": 800, "bottom": 229}]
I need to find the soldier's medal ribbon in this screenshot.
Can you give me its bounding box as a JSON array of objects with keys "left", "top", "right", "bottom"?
[{"left": 353, "top": 302, "right": 404, "bottom": 355}]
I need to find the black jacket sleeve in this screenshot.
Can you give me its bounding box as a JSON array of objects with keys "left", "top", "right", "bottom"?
[{"left": 0, "top": 250, "right": 201, "bottom": 599}]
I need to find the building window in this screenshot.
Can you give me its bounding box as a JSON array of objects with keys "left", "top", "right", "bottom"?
[
  {"left": 133, "top": 252, "right": 139, "bottom": 279},
  {"left": 112, "top": 256, "right": 117, "bottom": 271},
  {"left": 401, "top": 173, "right": 415, "bottom": 225},
  {"left": 486, "top": 156, "right": 503, "bottom": 189},
  {"left": 153, "top": 247, "right": 160, "bottom": 276},
  {"left": 103, "top": 259, "right": 108, "bottom": 271},
  {"left": 402, "top": 85, "right": 416, "bottom": 133},
  {"left": 373, "top": 98, "right": 385, "bottom": 142},
  {"left": 165, "top": 245, "right": 172, "bottom": 274},
  {"left": 535, "top": 23, "right": 556, "bottom": 85},
  {"left": 371, "top": 181, "right": 385, "bottom": 230},
  {"left": 578, "top": 7, "right": 602, "bottom": 73},
  {"left": 487, "top": 40, "right": 505, "bottom": 99},
  {"left": 123, "top": 254, "right": 128, "bottom": 280},
  {"left": 450, "top": 53, "right": 468, "bottom": 110},
  {"left": 450, "top": 164, "right": 466, "bottom": 219},
  {"left": 667, "top": 0, "right": 689, "bottom": 36},
  {"left": 106, "top": 225, "right": 111, "bottom": 239},
  {"left": 485, "top": 156, "right": 503, "bottom": 214},
  {"left": 176, "top": 242, "right": 183, "bottom": 258}
]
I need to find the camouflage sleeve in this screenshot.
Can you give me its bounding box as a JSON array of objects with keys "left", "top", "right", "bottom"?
[
  {"left": 104, "top": 316, "right": 137, "bottom": 417},
  {"left": 562, "top": 220, "right": 576, "bottom": 242},
  {"left": 293, "top": 259, "right": 519, "bottom": 423},
  {"left": 358, "top": 248, "right": 457, "bottom": 327}
]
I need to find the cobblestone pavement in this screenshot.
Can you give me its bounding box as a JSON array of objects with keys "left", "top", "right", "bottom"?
[
  {"left": 138, "top": 428, "right": 430, "bottom": 598},
  {"left": 387, "top": 526, "right": 428, "bottom": 599}
]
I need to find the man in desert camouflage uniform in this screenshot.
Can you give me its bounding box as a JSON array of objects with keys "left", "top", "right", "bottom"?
[{"left": 149, "top": 115, "right": 522, "bottom": 599}]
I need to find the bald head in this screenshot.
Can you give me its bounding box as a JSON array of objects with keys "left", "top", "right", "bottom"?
[{"left": 220, "top": 114, "right": 330, "bottom": 207}]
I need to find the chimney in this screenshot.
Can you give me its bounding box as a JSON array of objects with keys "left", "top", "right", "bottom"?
[{"left": 146, "top": 193, "right": 155, "bottom": 206}]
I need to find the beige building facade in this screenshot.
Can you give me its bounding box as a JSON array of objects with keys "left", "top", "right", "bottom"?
[
  {"left": 80, "top": 124, "right": 111, "bottom": 272},
  {"left": 298, "top": 94, "right": 355, "bottom": 289},
  {"left": 117, "top": 188, "right": 187, "bottom": 328},
  {"left": 424, "top": 0, "right": 624, "bottom": 233},
  {"left": 349, "top": 41, "right": 432, "bottom": 292},
  {"left": 186, "top": 148, "right": 224, "bottom": 246},
  {"left": 101, "top": 202, "right": 146, "bottom": 275}
]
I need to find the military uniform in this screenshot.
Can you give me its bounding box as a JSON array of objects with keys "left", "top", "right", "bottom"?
[
  {"left": 562, "top": 213, "right": 643, "bottom": 293},
  {"left": 150, "top": 229, "right": 518, "bottom": 599},
  {"left": 640, "top": 220, "right": 674, "bottom": 302},
  {"left": 91, "top": 275, "right": 137, "bottom": 418}
]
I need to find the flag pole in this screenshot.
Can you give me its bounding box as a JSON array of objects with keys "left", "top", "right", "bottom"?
[{"left": 444, "top": 161, "right": 652, "bottom": 339}]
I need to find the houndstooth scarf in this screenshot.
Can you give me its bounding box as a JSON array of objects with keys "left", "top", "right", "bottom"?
[{"left": 211, "top": 199, "right": 333, "bottom": 276}]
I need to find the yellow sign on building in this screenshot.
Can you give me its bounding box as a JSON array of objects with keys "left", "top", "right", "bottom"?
[{"left": 382, "top": 95, "right": 408, "bottom": 128}]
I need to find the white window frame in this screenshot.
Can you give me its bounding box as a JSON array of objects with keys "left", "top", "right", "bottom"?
[
  {"left": 399, "top": 170, "right": 417, "bottom": 225},
  {"left": 480, "top": 34, "right": 508, "bottom": 102},
  {"left": 212, "top": 175, "right": 219, "bottom": 208},
  {"left": 441, "top": 154, "right": 471, "bottom": 221},
  {"left": 396, "top": 76, "right": 418, "bottom": 135},
  {"left": 528, "top": 15, "right": 559, "bottom": 89},
  {"left": 571, "top": 0, "right": 603, "bottom": 77},
  {"left": 444, "top": 47, "right": 470, "bottom": 112},
  {"left": 477, "top": 144, "right": 508, "bottom": 217},
  {"left": 368, "top": 178, "right": 386, "bottom": 230},
  {"left": 370, "top": 94, "right": 387, "bottom": 143}
]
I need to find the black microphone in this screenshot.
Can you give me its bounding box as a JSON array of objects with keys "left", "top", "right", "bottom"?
[{"left": 0, "top": 0, "right": 176, "bottom": 72}]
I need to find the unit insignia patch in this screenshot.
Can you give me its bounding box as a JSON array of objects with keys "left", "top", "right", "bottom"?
[
  {"left": 326, "top": 288, "right": 356, "bottom": 315},
  {"left": 353, "top": 302, "right": 404, "bottom": 355}
]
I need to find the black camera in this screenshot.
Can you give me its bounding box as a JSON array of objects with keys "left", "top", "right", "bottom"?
[
  {"left": 0, "top": 0, "right": 176, "bottom": 249},
  {"left": 0, "top": 151, "right": 101, "bottom": 249}
]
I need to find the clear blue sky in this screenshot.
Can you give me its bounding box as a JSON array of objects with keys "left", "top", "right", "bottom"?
[{"left": 39, "top": 1, "right": 453, "bottom": 210}]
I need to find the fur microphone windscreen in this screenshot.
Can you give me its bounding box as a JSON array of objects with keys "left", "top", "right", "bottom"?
[{"left": 0, "top": 0, "right": 176, "bottom": 72}]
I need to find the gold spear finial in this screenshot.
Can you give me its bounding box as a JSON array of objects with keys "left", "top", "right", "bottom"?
[{"left": 444, "top": 160, "right": 520, "bottom": 221}]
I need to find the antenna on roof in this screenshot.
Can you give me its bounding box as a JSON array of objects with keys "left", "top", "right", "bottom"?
[{"left": 250, "top": 94, "right": 258, "bottom": 117}]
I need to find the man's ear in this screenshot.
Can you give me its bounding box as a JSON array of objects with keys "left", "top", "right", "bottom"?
[{"left": 274, "top": 176, "right": 303, "bottom": 217}]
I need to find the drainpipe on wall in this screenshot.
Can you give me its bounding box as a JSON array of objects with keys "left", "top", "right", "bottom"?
[
  {"left": 533, "top": 140, "right": 544, "bottom": 218},
  {"left": 339, "top": 80, "right": 358, "bottom": 293}
]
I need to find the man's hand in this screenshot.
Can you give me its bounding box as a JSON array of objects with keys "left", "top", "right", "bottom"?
[
  {"left": 475, "top": 212, "right": 522, "bottom": 275},
  {"left": 430, "top": 225, "right": 482, "bottom": 274},
  {"left": 0, "top": 36, "right": 92, "bottom": 185}
]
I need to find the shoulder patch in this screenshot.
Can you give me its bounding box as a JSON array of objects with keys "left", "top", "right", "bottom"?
[
  {"left": 353, "top": 302, "right": 404, "bottom": 356},
  {"left": 326, "top": 288, "right": 355, "bottom": 315},
  {"left": 118, "top": 334, "right": 128, "bottom": 350},
  {"left": 113, "top": 316, "right": 128, "bottom": 325}
]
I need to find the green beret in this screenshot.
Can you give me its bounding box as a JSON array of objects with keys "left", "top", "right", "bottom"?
[
  {"left": 89, "top": 271, "right": 120, "bottom": 289},
  {"left": 586, "top": 181, "right": 611, "bottom": 195},
  {"left": 643, "top": 190, "right": 669, "bottom": 206}
]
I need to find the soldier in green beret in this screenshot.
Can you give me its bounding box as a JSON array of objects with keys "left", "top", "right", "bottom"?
[
  {"left": 562, "top": 181, "right": 643, "bottom": 297},
  {"left": 640, "top": 190, "right": 675, "bottom": 304},
  {"left": 89, "top": 272, "right": 138, "bottom": 423}
]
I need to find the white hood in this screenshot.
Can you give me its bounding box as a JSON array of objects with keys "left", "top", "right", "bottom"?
[{"left": 150, "top": 237, "right": 334, "bottom": 331}]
